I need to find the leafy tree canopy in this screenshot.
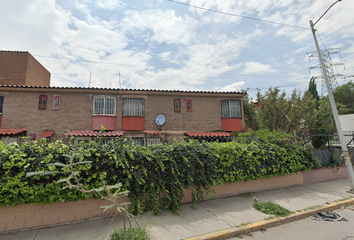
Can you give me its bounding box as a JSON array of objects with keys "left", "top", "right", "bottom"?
[{"left": 333, "top": 81, "right": 354, "bottom": 114}]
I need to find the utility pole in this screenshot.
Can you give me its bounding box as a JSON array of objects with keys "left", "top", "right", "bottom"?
[{"left": 310, "top": 3, "right": 354, "bottom": 193}]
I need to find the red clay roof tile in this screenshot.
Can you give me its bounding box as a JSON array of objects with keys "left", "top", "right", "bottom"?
[
  {"left": 145, "top": 132, "right": 161, "bottom": 135},
  {"left": 185, "top": 132, "right": 231, "bottom": 137},
  {"left": 65, "top": 130, "right": 124, "bottom": 137},
  {"left": 0, "top": 128, "right": 27, "bottom": 135},
  {"left": 40, "top": 131, "right": 55, "bottom": 138}
]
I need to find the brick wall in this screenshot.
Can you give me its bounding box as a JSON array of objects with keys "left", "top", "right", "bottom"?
[
  {"left": 25, "top": 53, "right": 51, "bottom": 86},
  {"left": 0, "top": 167, "right": 348, "bottom": 233},
  {"left": 0, "top": 51, "right": 28, "bottom": 85},
  {"left": 0, "top": 198, "right": 126, "bottom": 232},
  {"left": 0, "top": 51, "right": 50, "bottom": 86},
  {"left": 0, "top": 88, "right": 245, "bottom": 140}
]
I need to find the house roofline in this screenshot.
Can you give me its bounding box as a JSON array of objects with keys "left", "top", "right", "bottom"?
[{"left": 0, "top": 85, "right": 247, "bottom": 97}]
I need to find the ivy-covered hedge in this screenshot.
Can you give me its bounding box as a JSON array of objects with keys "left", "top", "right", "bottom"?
[{"left": 0, "top": 132, "right": 320, "bottom": 214}]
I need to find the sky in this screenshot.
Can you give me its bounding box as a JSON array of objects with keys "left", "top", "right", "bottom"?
[{"left": 1, "top": 0, "right": 354, "bottom": 98}]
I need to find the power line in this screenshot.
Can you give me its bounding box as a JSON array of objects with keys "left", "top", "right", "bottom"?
[
  {"left": 98, "top": 1, "right": 297, "bottom": 53},
  {"left": 166, "top": 0, "right": 308, "bottom": 29}
]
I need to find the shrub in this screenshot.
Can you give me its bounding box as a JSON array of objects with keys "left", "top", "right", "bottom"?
[
  {"left": 0, "top": 132, "right": 320, "bottom": 215},
  {"left": 110, "top": 227, "right": 150, "bottom": 240}
]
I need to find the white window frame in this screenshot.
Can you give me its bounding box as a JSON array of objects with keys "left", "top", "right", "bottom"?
[
  {"left": 221, "top": 100, "right": 242, "bottom": 118},
  {"left": 122, "top": 98, "right": 144, "bottom": 117},
  {"left": 93, "top": 95, "right": 116, "bottom": 116}
]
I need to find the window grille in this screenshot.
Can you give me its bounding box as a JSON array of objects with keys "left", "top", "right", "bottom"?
[
  {"left": 122, "top": 98, "right": 144, "bottom": 117},
  {"left": 38, "top": 95, "right": 47, "bottom": 110},
  {"left": 221, "top": 100, "right": 241, "bottom": 118},
  {"left": 53, "top": 95, "right": 60, "bottom": 110},
  {"left": 147, "top": 137, "right": 161, "bottom": 146},
  {"left": 93, "top": 96, "right": 116, "bottom": 116},
  {"left": 125, "top": 137, "right": 144, "bottom": 146}
]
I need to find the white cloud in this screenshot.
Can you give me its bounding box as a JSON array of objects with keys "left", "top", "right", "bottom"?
[
  {"left": 0, "top": 0, "right": 353, "bottom": 98},
  {"left": 94, "top": 0, "right": 124, "bottom": 10},
  {"left": 242, "top": 61, "right": 276, "bottom": 74},
  {"left": 121, "top": 9, "right": 196, "bottom": 45},
  {"left": 220, "top": 81, "right": 245, "bottom": 92}
]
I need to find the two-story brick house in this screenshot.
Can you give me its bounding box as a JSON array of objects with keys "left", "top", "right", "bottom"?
[{"left": 0, "top": 51, "right": 246, "bottom": 145}]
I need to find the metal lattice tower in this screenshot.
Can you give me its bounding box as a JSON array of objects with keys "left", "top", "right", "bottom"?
[{"left": 307, "top": 48, "right": 344, "bottom": 95}]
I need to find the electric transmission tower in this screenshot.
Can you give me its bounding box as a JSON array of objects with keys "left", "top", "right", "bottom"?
[{"left": 307, "top": 48, "right": 344, "bottom": 95}]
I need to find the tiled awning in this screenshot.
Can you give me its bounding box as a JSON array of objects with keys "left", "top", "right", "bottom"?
[
  {"left": 185, "top": 132, "right": 231, "bottom": 137},
  {"left": 40, "top": 131, "right": 55, "bottom": 138},
  {"left": 0, "top": 128, "right": 27, "bottom": 136},
  {"left": 145, "top": 132, "right": 161, "bottom": 135},
  {"left": 65, "top": 130, "right": 124, "bottom": 137}
]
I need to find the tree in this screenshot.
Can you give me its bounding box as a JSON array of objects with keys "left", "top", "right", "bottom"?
[
  {"left": 302, "top": 95, "right": 335, "bottom": 134},
  {"left": 242, "top": 87, "right": 335, "bottom": 136},
  {"left": 242, "top": 94, "right": 260, "bottom": 131},
  {"left": 333, "top": 81, "right": 354, "bottom": 114},
  {"left": 307, "top": 77, "right": 320, "bottom": 102},
  {"left": 256, "top": 88, "right": 303, "bottom": 134}
]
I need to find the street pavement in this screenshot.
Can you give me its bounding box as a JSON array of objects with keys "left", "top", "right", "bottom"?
[
  {"left": 233, "top": 207, "right": 354, "bottom": 240},
  {"left": 1, "top": 178, "right": 354, "bottom": 240}
]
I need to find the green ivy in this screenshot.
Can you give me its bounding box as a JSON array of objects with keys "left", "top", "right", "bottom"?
[{"left": 0, "top": 132, "right": 320, "bottom": 215}]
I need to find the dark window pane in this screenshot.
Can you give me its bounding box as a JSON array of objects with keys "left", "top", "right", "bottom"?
[
  {"left": 0, "top": 96, "right": 3, "bottom": 114},
  {"left": 187, "top": 100, "right": 191, "bottom": 111},
  {"left": 39, "top": 95, "right": 47, "bottom": 110}
]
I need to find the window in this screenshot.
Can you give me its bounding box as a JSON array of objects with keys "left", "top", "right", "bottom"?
[
  {"left": 174, "top": 99, "right": 181, "bottom": 112},
  {"left": 0, "top": 95, "right": 4, "bottom": 114},
  {"left": 125, "top": 137, "right": 144, "bottom": 146},
  {"left": 0, "top": 137, "right": 18, "bottom": 146},
  {"left": 186, "top": 99, "right": 193, "bottom": 112},
  {"left": 53, "top": 95, "right": 60, "bottom": 110},
  {"left": 122, "top": 98, "right": 144, "bottom": 117},
  {"left": 74, "top": 137, "right": 92, "bottom": 145},
  {"left": 93, "top": 96, "right": 116, "bottom": 116},
  {"left": 38, "top": 95, "right": 47, "bottom": 110},
  {"left": 147, "top": 137, "right": 161, "bottom": 146},
  {"left": 221, "top": 100, "right": 241, "bottom": 118}
]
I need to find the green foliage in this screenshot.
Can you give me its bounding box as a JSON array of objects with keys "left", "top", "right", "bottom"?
[
  {"left": 333, "top": 81, "right": 354, "bottom": 114},
  {"left": 242, "top": 86, "right": 336, "bottom": 135},
  {"left": 303, "top": 96, "right": 335, "bottom": 135},
  {"left": 307, "top": 77, "right": 320, "bottom": 102},
  {"left": 110, "top": 227, "right": 150, "bottom": 240},
  {"left": 252, "top": 197, "right": 292, "bottom": 217},
  {"left": 242, "top": 94, "right": 260, "bottom": 131},
  {"left": 0, "top": 132, "right": 320, "bottom": 215}
]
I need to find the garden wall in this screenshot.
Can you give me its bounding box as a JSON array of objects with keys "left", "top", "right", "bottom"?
[
  {"left": 313, "top": 148, "right": 354, "bottom": 166},
  {"left": 0, "top": 166, "right": 348, "bottom": 233}
]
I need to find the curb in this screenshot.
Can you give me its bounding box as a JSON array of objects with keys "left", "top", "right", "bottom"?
[{"left": 183, "top": 197, "right": 354, "bottom": 240}]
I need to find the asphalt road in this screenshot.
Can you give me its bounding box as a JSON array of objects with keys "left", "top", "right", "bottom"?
[{"left": 232, "top": 206, "right": 354, "bottom": 240}]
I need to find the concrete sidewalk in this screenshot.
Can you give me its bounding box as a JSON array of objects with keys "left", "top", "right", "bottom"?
[{"left": 2, "top": 178, "right": 354, "bottom": 240}]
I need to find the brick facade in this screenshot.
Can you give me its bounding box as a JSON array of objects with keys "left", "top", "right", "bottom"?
[
  {"left": 0, "top": 51, "right": 50, "bottom": 86},
  {"left": 0, "top": 86, "right": 246, "bottom": 142}
]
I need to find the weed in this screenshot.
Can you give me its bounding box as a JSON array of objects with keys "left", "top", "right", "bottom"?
[
  {"left": 252, "top": 197, "right": 292, "bottom": 217},
  {"left": 110, "top": 226, "right": 150, "bottom": 240}
]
